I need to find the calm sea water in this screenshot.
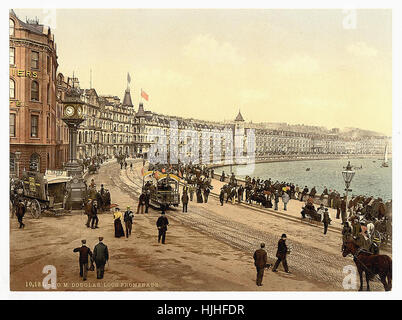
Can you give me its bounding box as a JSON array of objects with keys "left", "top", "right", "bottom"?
[{"left": 215, "top": 158, "right": 392, "bottom": 201}]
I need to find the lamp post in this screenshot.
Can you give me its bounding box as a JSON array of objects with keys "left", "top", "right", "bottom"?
[
  {"left": 342, "top": 161, "right": 355, "bottom": 218},
  {"left": 15, "top": 151, "right": 21, "bottom": 178}
]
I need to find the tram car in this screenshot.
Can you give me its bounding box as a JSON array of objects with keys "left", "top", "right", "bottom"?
[{"left": 142, "top": 171, "right": 181, "bottom": 210}]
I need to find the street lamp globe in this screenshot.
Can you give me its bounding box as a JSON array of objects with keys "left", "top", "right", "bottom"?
[{"left": 342, "top": 161, "right": 355, "bottom": 189}]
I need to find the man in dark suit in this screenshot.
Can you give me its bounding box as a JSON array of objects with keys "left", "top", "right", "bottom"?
[
  {"left": 93, "top": 237, "right": 109, "bottom": 279},
  {"left": 73, "top": 240, "right": 93, "bottom": 281},
  {"left": 182, "top": 192, "right": 189, "bottom": 213},
  {"left": 156, "top": 211, "right": 169, "bottom": 244},
  {"left": 144, "top": 191, "right": 150, "bottom": 213},
  {"left": 253, "top": 243, "right": 268, "bottom": 286},
  {"left": 272, "top": 234, "right": 290, "bottom": 273},
  {"left": 91, "top": 201, "right": 99, "bottom": 229}
]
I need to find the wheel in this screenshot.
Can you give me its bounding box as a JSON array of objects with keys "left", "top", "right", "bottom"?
[{"left": 29, "top": 199, "right": 41, "bottom": 219}]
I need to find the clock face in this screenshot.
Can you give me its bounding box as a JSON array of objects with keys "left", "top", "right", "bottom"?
[{"left": 64, "top": 105, "right": 75, "bottom": 117}]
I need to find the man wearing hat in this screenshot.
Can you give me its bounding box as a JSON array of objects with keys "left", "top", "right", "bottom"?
[
  {"left": 93, "top": 237, "right": 109, "bottom": 279},
  {"left": 272, "top": 234, "right": 290, "bottom": 273},
  {"left": 124, "top": 206, "right": 134, "bottom": 238},
  {"left": 253, "top": 243, "right": 268, "bottom": 286},
  {"left": 73, "top": 240, "right": 93, "bottom": 281},
  {"left": 322, "top": 208, "right": 331, "bottom": 235},
  {"left": 156, "top": 210, "right": 169, "bottom": 244}
]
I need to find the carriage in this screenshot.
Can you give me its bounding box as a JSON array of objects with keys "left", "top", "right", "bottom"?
[
  {"left": 143, "top": 171, "right": 181, "bottom": 210},
  {"left": 17, "top": 170, "right": 71, "bottom": 218},
  {"left": 88, "top": 163, "right": 100, "bottom": 174}
]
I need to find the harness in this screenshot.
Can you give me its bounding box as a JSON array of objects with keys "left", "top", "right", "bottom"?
[{"left": 352, "top": 248, "right": 383, "bottom": 282}]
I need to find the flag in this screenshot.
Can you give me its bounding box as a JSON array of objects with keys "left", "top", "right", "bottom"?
[
  {"left": 141, "top": 89, "right": 149, "bottom": 101},
  {"left": 127, "top": 73, "right": 131, "bottom": 84}
]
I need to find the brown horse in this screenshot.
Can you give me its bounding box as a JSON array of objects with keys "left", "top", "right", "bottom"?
[{"left": 342, "top": 240, "right": 392, "bottom": 291}]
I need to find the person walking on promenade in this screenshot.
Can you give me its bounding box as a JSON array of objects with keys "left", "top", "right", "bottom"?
[
  {"left": 322, "top": 208, "right": 331, "bottom": 235},
  {"left": 137, "top": 192, "right": 146, "bottom": 214},
  {"left": 220, "top": 171, "right": 226, "bottom": 182},
  {"left": 238, "top": 185, "right": 244, "bottom": 202},
  {"left": 203, "top": 188, "right": 210, "bottom": 203},
  {"left": 274, "top": 190, "right": 280, "bottom": 210},
  {"left": 156, "top": 211, "right": 169, "bottom": 244},
  {"left": 340, "top": 196, "right": 347, "bottom": 224},
  {"left": 93, "top": 237, "right": 109, "bottom": 279},
  {"left": 189, "top": 184, "right": 195, "bottom": 202},
  {"left": 301, "top": 186, "right": 309, "bottom": 202},
  {"left": 144, "top": 191, "right": 150, "bottom": 213},
  {"left": 91, "top": 200, "right": 99, "bottom": 229},
  {"left": 253, "top": 243, "right": 268, "bottom": 286},
  {"left": 282, "top": 191, "right": 290, "bottom": 211},
  {"left": 272, "top": 234, "right": 290, "bottom": 273},
  {"left": 124, "top": 206, "right": 134, "bottom": 238},
  {"left": 219, "top": 188, "right": 225, "bottom": 206},
  {"left": 15, "top": 199, "right": 26, "bottom": 229},
  {"left": 73, "top": 240, "right": 93, "bottom": 281},
  {"left": 182, "top": 191, "right": 189, "bottom": 213},
  {"left": 130, "top": 162, "right": 133, "bottom": 171},
  {"left": 113, "top": 207, "right": 125, "bottom": 238},
  {"left": 124, "top": 161, "right": 128, "bottom": 170},
  {"left": 342, "top": 221, "right": 353, "bottom": 245}
]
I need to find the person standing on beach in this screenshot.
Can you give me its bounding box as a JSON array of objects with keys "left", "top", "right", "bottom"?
[{"left": 253, "top": 243, "right": 268, "bottom": 286}]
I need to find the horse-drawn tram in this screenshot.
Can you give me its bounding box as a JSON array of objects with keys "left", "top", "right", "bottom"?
[
  {"left": 20, "top": 170, "right": 71, "bottom": 218},
  {"left": 142, "top": 171, "right": 181, "bottom": 210}
]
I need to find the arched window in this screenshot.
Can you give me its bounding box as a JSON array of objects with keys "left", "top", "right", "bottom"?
[
  {"left": 29, "top": 153, "right": 40, "bottom": 172},
  {"left": 10, "top": 78, "right": 15, "bottom": 99},
  {"left": 9, "top": 19, "right": 15, "bottom": 36},
  {"left": 31, "top": 81, "right": 39, "bottom": 101}
]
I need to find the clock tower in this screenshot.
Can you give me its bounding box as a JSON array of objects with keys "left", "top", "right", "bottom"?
[{"left": 62, "top": 82, "right": 86, "bottom": 209}]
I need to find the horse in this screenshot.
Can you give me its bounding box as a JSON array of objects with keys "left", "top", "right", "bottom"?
[{"left": 342, "top": 240, "right": 392, "bottom": 291}]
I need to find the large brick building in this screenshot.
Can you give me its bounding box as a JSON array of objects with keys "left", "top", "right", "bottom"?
[{"left": 9, "top": 10, "right": 69, "bottom": 177}]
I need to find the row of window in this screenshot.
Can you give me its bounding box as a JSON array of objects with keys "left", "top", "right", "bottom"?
[
  {"left": 10, "top": 114, "right": 39, "bottom": 138},
  {"left": 9, "top": 47, "right": 40, "bottom": 69},
  {"left": 10, "top": 152, "right": 41, "bottom": 172},
  {"left": 9, "top": 78, "right": 51, "bottom": 103}
]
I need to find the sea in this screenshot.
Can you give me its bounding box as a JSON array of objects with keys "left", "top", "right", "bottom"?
[{"left": 214, "top": 158, "right": 392, "bottom": 201}]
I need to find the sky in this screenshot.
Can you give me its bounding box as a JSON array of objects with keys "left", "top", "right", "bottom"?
[{"left": 14, "top": 9, "right": 392, "bottom": 135}]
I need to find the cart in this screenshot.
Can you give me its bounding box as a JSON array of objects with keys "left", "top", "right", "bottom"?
[{"left": 21, "top": 171, "right": 71, "bottom": 218}]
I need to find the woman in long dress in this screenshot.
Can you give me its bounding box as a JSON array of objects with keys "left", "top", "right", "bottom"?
[{"left": 113, "top": 208, "right": 125, "bottom": 238}]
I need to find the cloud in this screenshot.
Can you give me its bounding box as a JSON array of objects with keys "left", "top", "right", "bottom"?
[
  {"left": 347, "top": 42, "right": 378, "bottom": 58},
  {"left": 274, "top": 54, "right": 320, "bottom": 75},
  {"left": 183, "top": 34, "right": 245, "bottom": 65}
]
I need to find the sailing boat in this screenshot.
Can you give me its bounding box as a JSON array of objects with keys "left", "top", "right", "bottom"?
[{"left": 381, "top": 144, "right": 389, "bottom": 167}]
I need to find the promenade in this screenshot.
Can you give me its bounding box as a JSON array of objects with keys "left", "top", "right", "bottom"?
[{"left": 209, "top": 178, "right": 344, "bottom": 231}]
